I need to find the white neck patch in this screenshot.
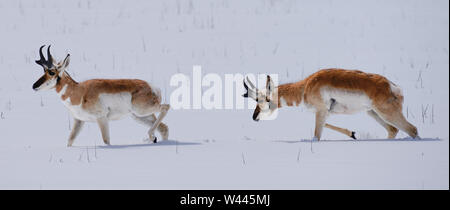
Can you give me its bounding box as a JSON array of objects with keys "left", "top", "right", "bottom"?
[
  {"left": 57, "top": 84, "right": 69, "bottom": 102},
  {"left": 57, "top": 84, "right": 67, "bottom": 96}
]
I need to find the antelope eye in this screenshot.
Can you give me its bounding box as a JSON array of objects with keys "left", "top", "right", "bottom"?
[{"left": 48, "top": 70, "right": 55, "bottom": 76}]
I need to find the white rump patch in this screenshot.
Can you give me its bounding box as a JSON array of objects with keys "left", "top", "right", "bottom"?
[{"left": 389, "top": 81, "right": 403, "bottom": 97}]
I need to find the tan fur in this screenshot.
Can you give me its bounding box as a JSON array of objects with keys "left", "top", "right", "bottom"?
[
  {"left": 303, "top": 69, "right": 401, "bottom": 109},
  {"left": 252, "top": 68, "right": 418, "bottom": 140},
  {"left": 324, "top": 123, "right": 354, "bottom": 138},
  {"left": 55, "top": 73, "right": 161, "bottom": 110},
  {"left": 34, "top": 48, "right": 169, "bottom": 146},
  {"left": 277, "top": 81, "right": 305, "bottom": 107},
  {"left": 277, "top": 69, "right": 399, "bottom": 109},
  {"left": 54, "top": 73, "right": 168, "bottom": 146}
]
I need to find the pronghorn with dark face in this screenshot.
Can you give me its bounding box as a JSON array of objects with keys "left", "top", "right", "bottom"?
[
  {"left": 33, "top": 45, "right": 170, "bottom": 146},
  {"left": 243, "top": 69, "right": 419, "bottom": 140}
]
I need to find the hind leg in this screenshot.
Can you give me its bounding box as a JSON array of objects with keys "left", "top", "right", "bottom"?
[
  {"left": 373, "top": 107, "right": 418, "bottom": 139},
  {"left": 157, "top": 121, "right": 169, "bottom": 140},
  {"left": 132, "top": 114, "right": 169, "bottom": 142},
  {"left": 147, "top": 114, "right": 169, "bottom": 141},
  {"left": 367, "top": 110, "right": 399, "bottom": 139},
  {"left": 147, "top": 104, "right": 170, "bottom": 142}
]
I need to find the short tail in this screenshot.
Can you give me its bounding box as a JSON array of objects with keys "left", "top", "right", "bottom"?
[{"left": 389, "top": 81, "right": 404, "bottom": 103}]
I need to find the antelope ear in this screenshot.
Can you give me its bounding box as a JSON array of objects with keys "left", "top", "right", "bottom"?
[
  {"left": 58, "top": 54, "right": 70, "bottom": 76},
  {"left": 266, "top": 75, "right": 274, "bottom": 93},
  {"left": 62, "top": 54, "right": 70, "bottom": 68}
]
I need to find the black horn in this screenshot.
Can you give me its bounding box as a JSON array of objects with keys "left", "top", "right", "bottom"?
[
  {"left": 35, "top": 45, "right": 46, "bottom": 67},
  {"left": 246, "top": 76, "right": 256, "bottom": 90},
  {"left": 243, "top": 79, "right": 249, "bottom": 98},
  {"left": 47, "top": 45, "right": 53, "bottom": 66},
  {"left": 35, "top": 45, "right": 54, "bottom": 69},
  {"left": 242, "top": 77, "right": 258, "bottom": 100}
]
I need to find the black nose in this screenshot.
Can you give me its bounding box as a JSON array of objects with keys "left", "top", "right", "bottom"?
[
  {"left": 252, "top": 106, "right": 261, "bottom": 122},
  {"left": 33, "top": 76, "right": 46, "bottom": 90},
  {"left": 32, "top": 83, "right": 39, "bottom": 90},
  {"left": 252, "top": 114, "right": 259, "bottom": 121}
]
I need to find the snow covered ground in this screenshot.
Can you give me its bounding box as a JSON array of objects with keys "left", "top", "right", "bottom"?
[{"left": 0, "top": 0, "right": 448, "bottom": 189}]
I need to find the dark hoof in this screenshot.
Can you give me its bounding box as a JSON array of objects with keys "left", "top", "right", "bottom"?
[
  {"left": 153, "top": 137, "right": 157, "bottom": 143},
  {"left": 350, "top": 131, "right": 357, "bottom": 140}
]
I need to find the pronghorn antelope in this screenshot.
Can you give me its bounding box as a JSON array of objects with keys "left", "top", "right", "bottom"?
[
  {"left": 33, "top": 45, "right": 170, "bottom": 146},
  {"left": 243, "top": 69, "right": 419, "bottom": 140}
]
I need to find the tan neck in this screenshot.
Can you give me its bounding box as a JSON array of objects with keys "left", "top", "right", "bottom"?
[
  {"left": 277, "top": 80, "right": 305, "bottom": 108},
  {"left": 55, "top": 72, "right": 79, "bottom": 100}
]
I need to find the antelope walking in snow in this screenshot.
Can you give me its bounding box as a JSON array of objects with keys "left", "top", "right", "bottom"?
[
  {"left": 33, "top": 45, "right": 170, "bottom": 146},
  {"left": 243, "top": 69, "right": 419, "bottom": 140}
]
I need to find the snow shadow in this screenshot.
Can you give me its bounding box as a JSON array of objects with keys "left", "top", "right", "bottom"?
[
  {"left": 274, "top": 137, "right": 442, "bottom": 144},
  {"left": 94, "top": 140, "right": 201, "bottom": 149}
]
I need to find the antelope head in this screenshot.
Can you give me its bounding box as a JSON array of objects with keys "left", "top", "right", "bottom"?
[
  {"left": 243, "top": 75, "right": 278, "bottom": 121},
  {"left": 33, "top": 45, "right": 70, "bottom": 91}
]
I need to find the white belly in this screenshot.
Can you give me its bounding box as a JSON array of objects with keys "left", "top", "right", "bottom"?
[
  {"left": 63, "top": 102, "right": 97, "bottom": 121},
  {"left": 320, "top": 88, "right": 372, "bottom": 114},
  {"left": 61, "top": 91, "right": 133, "bottom": 121},
  {"left": 98, "top": 93, "right": 133, "bottom": 120}
]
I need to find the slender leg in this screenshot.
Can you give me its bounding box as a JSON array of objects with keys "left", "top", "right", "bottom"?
[
  {"left": 96, "top": 117, "right": 110, "bottom": 145},
  {"left": 67, "top": 119, "right": 84, "bottom": 147},
  {"left": 148, "top": 104, "right": 170, "bottom": 143},
  {"left": 367, "top": 110, "right": 399, "bottom": 139},
  {"left": 157, "top": 122, "right": 169, "bottom": 140},
  {"left": 324, "top": 123, "right": 356, "bottom": 139},
  {"left": 373, "top": 108, "right": 418, "bottom": 139},
  {"left": 132, "top": 114, "right": 169, "bottom": 141},
  {"left": 313, "top": 110, "right": 328, "bottom": 141},
  {"left": 132, "top": 113, "right": 156, "bottom": 126}
]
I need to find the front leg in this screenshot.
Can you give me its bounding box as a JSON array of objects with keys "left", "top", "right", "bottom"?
[
  {"left": 324, "top": 123, "right": 356, "bottom": 139},
  {"left": 97, "top": 117, "right": 111, "bottom": 145},
  {"left": 68, "top": 119, "right": 84, "bottom": 147},
  {"left": 313, "top": 110, "right": 328, "bottom": 141}
]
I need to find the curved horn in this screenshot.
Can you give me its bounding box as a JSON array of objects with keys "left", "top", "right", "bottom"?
[
  {"left": 242, "top": 79, "right": 249, "bottom": 98},
  {"left": 245, "top": 76, "right": 257, "bottom": 90},
  {"left": 243, "top": 77, "right": 258, "bottom": 100},
  {"left": 243, "top": 79, "right": 249, "bottom": 90},
  {"left": 47, "top": 45, "right": 53, "bottom": 67},
  {"left": 35, "top": 45, "right": 46, "bottom": 67},
  {"left": 266, "top": 75, "right": 273, "bottom": 94}
]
